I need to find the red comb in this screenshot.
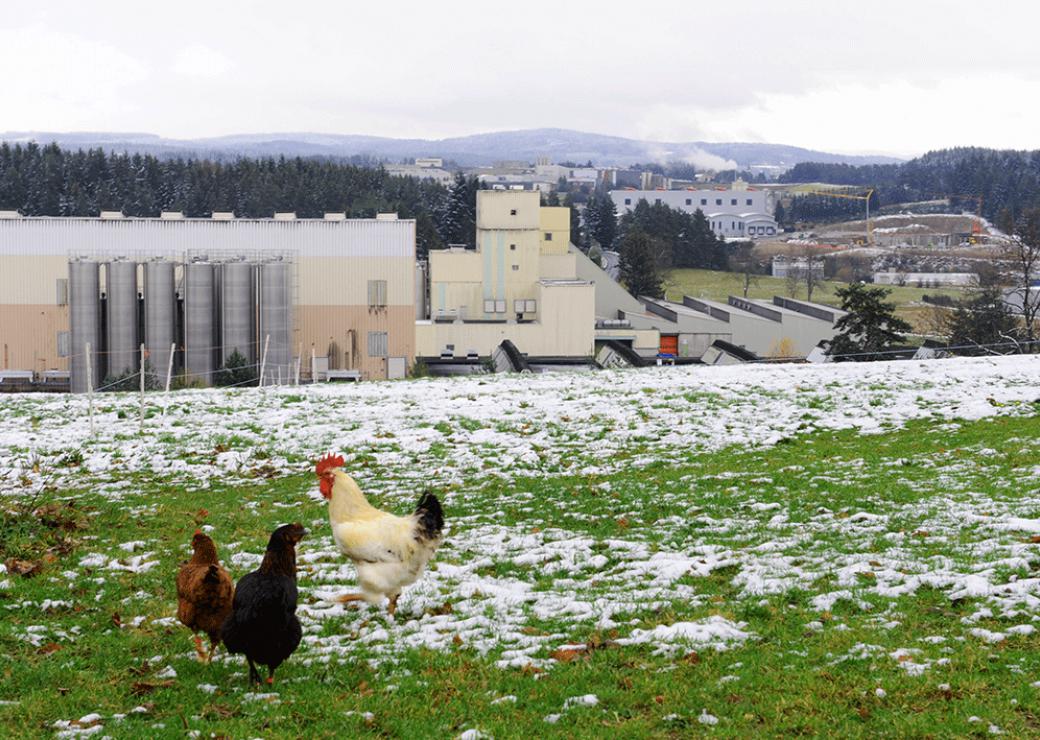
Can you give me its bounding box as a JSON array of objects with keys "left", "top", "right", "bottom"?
[
  {"left": 315, "top": 453, "right": 345, "bottom": 477},
  {"left": 194, "top": 529, "right": 201, "bottom": 535}
]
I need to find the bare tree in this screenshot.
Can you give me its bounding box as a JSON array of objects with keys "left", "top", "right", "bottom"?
[
  {"left": 785, "top": 265, "right": 801, "bottom": 298},
  {"left": 1003, "top": 209, "right": 1040, "bottom": 343},
  {"left": 728, "top": 241, "right": 759, "bottom": 298},
  {"left": 801, "top": 246, "right": 823, "bottom": 302}
]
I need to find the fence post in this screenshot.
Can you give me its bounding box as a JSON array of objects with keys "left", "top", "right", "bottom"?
[
  {"left": 139, "top": 343, "right": 146, "bottom": 432},
  {"left": 165, "top": 342, "right": 175, "bottom": 393},
  {"left": 259, "top": 334, "right": 270, "bottom": 387},
  {"left": 85, "top": 342, "right": 95, "bottom": 438}
]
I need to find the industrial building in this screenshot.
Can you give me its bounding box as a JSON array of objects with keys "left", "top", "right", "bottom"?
[
  {"left": 0, "top": 212, "right": 415, "bottom": 391},
  {"left": 638, "top": 294, "right": 846, "bottom": 360},
  {"left": 415, "top": 190, "right": 840, "bottom": 367},
  {"left": 416, "top": 191, "right": 597, "bottom": 361},
  {"left": 610, "top": 182, "right": 778, "bottom": 239}
]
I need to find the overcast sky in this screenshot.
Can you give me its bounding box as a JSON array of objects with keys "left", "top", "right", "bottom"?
[{"left": 2, "top": 1, "right": 1037, "bottom": 157}]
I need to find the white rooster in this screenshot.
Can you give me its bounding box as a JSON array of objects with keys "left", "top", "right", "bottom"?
[{"left": 315, "top": 453, "right": 444, "bottom": 615}]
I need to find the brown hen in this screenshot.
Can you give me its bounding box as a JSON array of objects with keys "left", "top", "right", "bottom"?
[{"left": 176, "top": 530, "right": 234, "bottom": 663}]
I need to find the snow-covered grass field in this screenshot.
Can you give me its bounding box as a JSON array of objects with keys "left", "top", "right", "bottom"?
[{"left": 1, "top": 357, "right": 1039, "bottom": 737}]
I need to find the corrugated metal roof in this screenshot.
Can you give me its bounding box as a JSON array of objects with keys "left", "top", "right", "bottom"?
[{"left": 0, "top": 217, "right": 416, "bottom": 258}]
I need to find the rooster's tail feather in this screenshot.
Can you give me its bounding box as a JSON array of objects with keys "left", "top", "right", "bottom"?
[{"left": 414, "top": 491, "right": 444, "bottom": 543}]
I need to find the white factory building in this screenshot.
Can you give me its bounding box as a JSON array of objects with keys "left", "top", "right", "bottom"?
[{"left": 610, "top": 182, "right": 778, "bottom": 239}]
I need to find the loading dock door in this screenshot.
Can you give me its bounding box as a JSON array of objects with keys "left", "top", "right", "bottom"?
[
  {"left": 388, "top": 356, "right": 406, "bottom": 379},
  {"left": 659, "top": 335, "right": 678, "bottom": 356}
]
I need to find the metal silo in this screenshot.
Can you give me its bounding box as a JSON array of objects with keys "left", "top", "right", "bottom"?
[
  {"left": 259, "top": 258, "right": 293, "bottom": 385},
  {"left": 69, "top": 259, "right": 101, "bottom": 394},
  {"left": 221, "top": 260, "right": 256, "bottom": 365},
  {"left": 105, "top": 259, "right": 139, "bottom": 379},
  {"left": 184, "top": 260, "right": 216, "bottom": 383},
  {"left": 144, "top": 259, "right": 177, "bottom": 379}
]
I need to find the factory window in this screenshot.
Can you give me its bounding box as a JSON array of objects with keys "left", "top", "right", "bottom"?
[
  {"left": 367, "top": 280, "right": 387, "bottom": 308},
  {"left": 739, "top": 222, "right": 744, "bottom": 230},
  {"left": 731, "top": 198, "right": 737, "bottom": 206},
  {"left": 510, "top": 243, "right": 516, "bottom": 250},
  {"left": 525, "top": 299, "right": 537, "bottom": 313},
  {"left": 685, "top": 198, "right": 692, "bottom": 205},
  {"left": 57, "top": 331, "right": 70, "bottom": 357},
  {"left": 514, "top": 299, "right": 526, "bottom": 313},
  {"left": 746, "top": 198, "right": 753, "bottom": 206},
  {"left": 544, "top": 232, "right": 553, "bottom": 241},
  {"left": 483, "top": 299, "right": 496, "bottom": 313},
  {"left": 367, "top": 331, "right": 388, "bottom": 358},
  {"left": 56, "top": 278, "right": 68, "bottom": 306},
  {"left": 701, "top": 198, "right": 707, "bottom": 205},
  {"left": 624, "top": 198, "right": 631, "bottom": 205},
  {"left": 510, "top": 209, "right": 517, "bottom": 216},
  {"left": 512, "top": 264, "right": 519, "bottom": 271},
  {"left": 767, "top": 227, "right": 776, "bottom": 235},
  {"left": 495, "top": 299, "right": 506, "bottom": 313},
  {"left": 715, "top": 198, "right": 722, "bottom": 205}
]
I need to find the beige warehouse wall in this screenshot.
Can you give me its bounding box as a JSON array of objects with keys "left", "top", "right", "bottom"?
[
  {"left": 415, "top": 283, "right": 594, "bottom": 358},
  {"left": 477, "top": 191, "right": 540, "bottom": 230},
  {"left": 297, "top": 256, "right": 414, "bottom": 306},
  {"left": 537, "top": 254, "right": 577, "bottom": 279},
  {"left": 296, "top": 305, "right": 414, "bottom": 381},
  {"left": 429, "top": 250, "right": 483, "bottom": 283},
  {"left": 539, "top": 207, "right": 570, "bottom": 255},
  {"left": 0, "top": 305, "right": 69, "bottom": 371},
  {"left": 0, "top": 256, "right": 69, "bottom": 304}
]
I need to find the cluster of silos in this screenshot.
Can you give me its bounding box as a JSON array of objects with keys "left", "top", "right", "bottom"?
[{"left": 67, "top": 255, "right": 294, "bottom": 392}]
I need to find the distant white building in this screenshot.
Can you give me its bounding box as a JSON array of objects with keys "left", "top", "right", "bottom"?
[
  {"left": 772, "top": 255, "right": 824, "bottom": 280},
  {"left": 873, "top": 271, "right": 977, "bottom": 287},
  {"left": 610, "top": 185, "right": 778, "bottom": 239},
  {"left": 386, "top": 164, "right": 454, "bottom": 185}
]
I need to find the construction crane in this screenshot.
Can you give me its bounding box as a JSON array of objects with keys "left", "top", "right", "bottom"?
[{"left": 797, "top": 188, "right": 876, "bottom": 245}]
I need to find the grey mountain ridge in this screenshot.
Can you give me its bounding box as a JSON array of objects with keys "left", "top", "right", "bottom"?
[{"left": 0, "top": 127, "right": 904, "bottom": 168}]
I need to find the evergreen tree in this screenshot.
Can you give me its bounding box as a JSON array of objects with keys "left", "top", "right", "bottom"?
[
  {"left": 563, "top": 193, "right": 581, "bottom": 247},
  {"left": 591, "top": 196, "right": 617, "bottom": 251},
  {"left": 774, "top": 201, "right": 787, "bottom": 227},
  {"left": 828, "top": 283, "right": 913, "bottom": 360},
  {"left": 618, "top": 231, "right": 664, "bottom": 298},
  {"left": 582, "top": 195, "right": 601, "bottom": 250},
  {"left": 946, "top": 288, "right": 1020, "bottom": 354},
  {"left": 214, "top": 350, "right": 258, "bottom": 387}
]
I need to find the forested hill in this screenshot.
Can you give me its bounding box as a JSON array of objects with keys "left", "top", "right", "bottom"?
[
  {"left": 780, "top": 148, "right": 1040, "bottom": 221},
  {"left": 0, "top": 142, "right": 484, "bottom": 256}
]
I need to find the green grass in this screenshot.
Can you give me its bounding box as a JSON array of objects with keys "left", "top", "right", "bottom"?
[{"left": 2, "top": 413, "right": 1040, "bottom": 737}]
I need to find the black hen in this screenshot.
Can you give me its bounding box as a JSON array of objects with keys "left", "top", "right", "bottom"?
[{"left": 221, "top": 523, "right": 307, "bottom": 685}]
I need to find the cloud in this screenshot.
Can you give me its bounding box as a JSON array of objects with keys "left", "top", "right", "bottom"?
[
  {"left": 0, "top": 24, "right": 148, "bottom": 130},
  {"left": 171, "top": 45, "right": 233, "bottom": 79},
  {"left": 635, "top": 75, "right": 1040, "bottom": 158}
]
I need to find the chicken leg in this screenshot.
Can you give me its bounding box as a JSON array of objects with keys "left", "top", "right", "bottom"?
[
  {"left": 388, "top": 594, "right": 400, "bottom": 617},
  {"left": 192, "top": 635, "right": 208, "bottom": 662},
  {"left": 205, "top": 636, "right": 219, "bottom": 664},
  {"left": 247, "top": 657, "right": 262, "bottom": 685}
]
